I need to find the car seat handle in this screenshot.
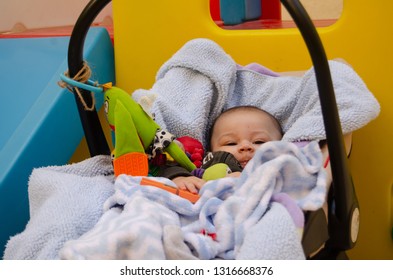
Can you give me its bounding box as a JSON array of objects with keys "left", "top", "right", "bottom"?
[
  {"left": 281, "top": 0, "right": 359, "bottom": 252},
  {"left": 68, "top": 0, "right": 112, "bottom": 157}
]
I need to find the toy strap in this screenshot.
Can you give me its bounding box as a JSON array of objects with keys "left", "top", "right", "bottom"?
[{"left": 58, "top": 62, "right": 101, "bottom": 111}]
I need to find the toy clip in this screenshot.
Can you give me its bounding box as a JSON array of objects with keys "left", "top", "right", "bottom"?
[{"left": 59, "top": 72, "right": 111, "bottom": 94}]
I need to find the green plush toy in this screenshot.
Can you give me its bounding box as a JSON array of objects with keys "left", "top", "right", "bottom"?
[
  {"left": 202, "top": 163, "right": 232, "bottom": 181},
  {"left": 103, "top": 84, "right": 196, "bottom": 176}
]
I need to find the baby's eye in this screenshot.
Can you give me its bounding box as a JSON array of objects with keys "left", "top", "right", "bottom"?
[
  {"left": 224, "top": 142, "right": 237, "bottom": 146},
  {"left": 254, "top": 140, "right": 265, "bottom": 145}
]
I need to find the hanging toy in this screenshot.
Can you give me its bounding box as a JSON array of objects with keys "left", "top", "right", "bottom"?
[
  {"left": 103, "top": 84, "right": 197, "bottom": 177},
  {"left": 59, "top": 72, "right": 196, "bottom": 177}
]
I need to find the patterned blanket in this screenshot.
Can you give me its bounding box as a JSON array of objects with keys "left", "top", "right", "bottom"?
[{"left": 58, "top": 141, "right": 326, "bottom": 260}]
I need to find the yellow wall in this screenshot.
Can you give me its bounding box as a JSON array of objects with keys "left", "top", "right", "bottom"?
[{"left": 112, "top": 0, "right": 393, "bottom": 259}]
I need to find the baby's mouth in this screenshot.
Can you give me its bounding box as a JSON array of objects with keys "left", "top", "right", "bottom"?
[{"left": 240, "top": 160, "right": 249, "bottom": 168}]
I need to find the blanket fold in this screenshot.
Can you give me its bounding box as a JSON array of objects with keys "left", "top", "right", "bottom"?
[
  {"left": 139, "top": 38, "right": 238, "bottom": 146},
  {"left": 133, "top": 38, "right": 380, "bottom": 146}
]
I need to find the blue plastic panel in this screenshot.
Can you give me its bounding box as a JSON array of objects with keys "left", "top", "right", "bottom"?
[
  {"left": 220, "top": 0, "right": 261, "bottom": 25},
  {"left": 220, "top": 0, "right": 245, "bottom": 25},
  {"left": 0, "top": 27, "right": 115, "bottom": 257}
]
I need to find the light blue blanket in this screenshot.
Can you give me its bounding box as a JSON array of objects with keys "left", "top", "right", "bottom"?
[
  {"left": 133, "top": 38, "right": 380, "bottom": 147},
  {"left": 6, "top": 142, "right": 319, "bottom": 260},
  {"left": 3, "top": 155, "right": 114, "bottom": 260},
  {"left": 58, "top": 141, "right": 326, "bottom": 260}
]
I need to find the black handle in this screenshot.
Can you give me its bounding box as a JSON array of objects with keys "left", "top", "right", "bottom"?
[
  {"left": 68, "top": 0, "right": 112, "bottom": 157},
  {"left": 280, "top": 0, "right": 359, "bottom": 251}
]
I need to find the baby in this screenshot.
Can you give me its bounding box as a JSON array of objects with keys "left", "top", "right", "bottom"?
[{"left": 159, "top": 106, "right": 283, "bottom": 193}]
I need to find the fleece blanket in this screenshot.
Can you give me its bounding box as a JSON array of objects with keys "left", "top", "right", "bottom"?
[
  {"left": 3, "top": 156, "right": 114, "bottom": 260},
  {"left": 133, "top": 38, "right": 380, "bottom": 147},
  {"left": 4, "top": 142, "right": 322, "bottom": 260},
  {"left": 57, "top": 141, "right": 326, "bottom": 260}
]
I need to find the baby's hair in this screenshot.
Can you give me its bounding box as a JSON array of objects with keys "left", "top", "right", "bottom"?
[{"left": 207, "top": 106, "right": 282, "bottom": 150}]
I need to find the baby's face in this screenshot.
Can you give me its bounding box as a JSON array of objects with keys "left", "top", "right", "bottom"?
[{"left": 210, "top": 110, "right": 282, "bottom": 168}]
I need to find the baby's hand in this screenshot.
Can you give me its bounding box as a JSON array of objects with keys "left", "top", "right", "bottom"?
[{"left": 172, "top": 176, "right": 206, "bottom": 194}]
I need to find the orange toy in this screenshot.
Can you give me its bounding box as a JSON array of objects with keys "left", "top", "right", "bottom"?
[{"left": 140, "top": 177, "right": 200, "bottom": 203}]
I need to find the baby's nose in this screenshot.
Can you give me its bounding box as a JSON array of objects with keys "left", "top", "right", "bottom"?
[{"left": 239, "top": 141, "right": 254, "bottom": 152}]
